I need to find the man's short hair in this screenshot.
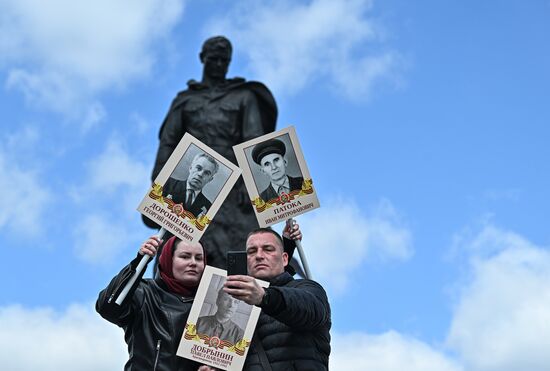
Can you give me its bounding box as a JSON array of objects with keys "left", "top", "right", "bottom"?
[
  {"left": 192, "top": 152, "right": 219, "bottom": 175},
  {"left": 251, "top": 139, "right": 286, "bottom": 165},
  {"left": 246, "top": 227, "right": 284, "bottom": 251},
  {"left": 217, "top": 284, "right": 227, "bottom": 300},
  {"left": 201, "top": 36, "right": 232, "bottom": 58}
]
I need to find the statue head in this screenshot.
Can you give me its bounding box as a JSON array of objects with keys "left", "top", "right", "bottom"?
[
  {"left": 199, "top": 36, "right": 232, "bottom": 81},
  {"left": 200, "top": 36, "right": 232, "bottom": 59}
]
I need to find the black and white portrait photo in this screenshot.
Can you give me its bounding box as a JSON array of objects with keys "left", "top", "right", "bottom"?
[
  {"left": 232, "top": 126, "right": 319, "bottom": 227},
  {"left": 139, "top": 133, "right": 243, "bottom": 244},
  {"left": 196, "top": 274, "right": 251, "bottom": 345},
  {"left": 164, "top": 144, "right": 231, "bottom": 218},
  {"left": 177, "top": 266, "right": 267, "bottom": 369},
  {"left": 246, "top": 134, "right": 304, "bottom": 202}
]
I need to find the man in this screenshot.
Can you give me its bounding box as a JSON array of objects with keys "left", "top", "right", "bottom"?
[
  {"left": 145, "top": 35, "right": 277, "bottom": 268},
  {"left": 163, "top": 153, "right": 218, "bottom": 218},
  {"left": 196, "top": 285, "right": 245, "bottom": 345},
  {"left": 251, "top": 138, "right": 304, "bottom": 202},
  {"left": 223, "top": 224, "right": 331, "bottom": 370}
]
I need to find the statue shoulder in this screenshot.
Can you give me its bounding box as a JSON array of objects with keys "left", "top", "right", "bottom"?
[
  {"left": 169, "top": 82, "right": 201, "bottom": 110},
  {"left": 226, "top": 78, "right": 271, "bottom": 95},
  {"left": 223, "top": 79, "right": 277, "bottom": 134},
  {"left": 239, "top": 80, "right": 278, "bottom": 133}
]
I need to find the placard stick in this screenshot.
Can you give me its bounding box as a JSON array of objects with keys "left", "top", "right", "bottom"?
[
  {"left": 114, "top": 227, "right": 167, "bottom": 305},
  {"left": 289, "top": 218, "right": 312, "bottom": 279}
]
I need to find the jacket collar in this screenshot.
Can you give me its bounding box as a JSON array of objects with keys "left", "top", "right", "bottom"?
[
  {"left": 269, "top": 271, "right": 293, "bottom": 286},
  {"left": 186, "top": 77, "right": 246, "bottom": 90}
]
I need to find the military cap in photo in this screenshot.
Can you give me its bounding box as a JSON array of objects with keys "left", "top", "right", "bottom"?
[{"left": 252, "top": 138, "right": 286, "bottom": 164}]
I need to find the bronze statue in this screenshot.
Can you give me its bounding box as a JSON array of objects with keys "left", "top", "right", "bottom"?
[{"left": 145, "top": 36, "right": 277, "bottom": 269}]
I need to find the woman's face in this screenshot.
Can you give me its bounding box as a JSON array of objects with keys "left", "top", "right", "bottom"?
[{"left": 172, "top": 241, "right": 205, "bottom": 286}]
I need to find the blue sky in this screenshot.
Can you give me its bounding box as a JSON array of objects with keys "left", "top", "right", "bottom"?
[{"left": 2, "top": 0, "right": 550, "bottom": 370}]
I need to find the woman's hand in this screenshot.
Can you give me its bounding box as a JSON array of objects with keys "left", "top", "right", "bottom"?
[{"left": 138, "top": 236, "right": 162, "bottom": 257}]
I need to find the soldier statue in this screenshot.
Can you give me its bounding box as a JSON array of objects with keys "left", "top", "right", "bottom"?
[{"left": 144, "top": 36, "right": 277, "bottom": 269}]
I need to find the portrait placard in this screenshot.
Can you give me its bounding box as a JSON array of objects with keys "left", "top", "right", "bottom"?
[
  {"left": 233, "top": 126, "right": 319, "bottom": 227},
  {"left": 177, "top": 266, "right": 268, "bottom": 370},
  {"left": 137, "top": 133, "right": 241, "bottom": 243}
]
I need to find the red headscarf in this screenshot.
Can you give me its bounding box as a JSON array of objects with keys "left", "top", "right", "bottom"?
[{"left": 158, "top": 236, "right": 205, "bottom": 297}]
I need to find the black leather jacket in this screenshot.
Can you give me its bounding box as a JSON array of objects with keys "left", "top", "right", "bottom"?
[{"left": 96, "top": 255, "right": 201, "bottom": 370}]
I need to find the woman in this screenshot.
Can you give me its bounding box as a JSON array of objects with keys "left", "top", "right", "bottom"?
[{"left": 97, "top": 236, "right": 205, "bottom": 370}]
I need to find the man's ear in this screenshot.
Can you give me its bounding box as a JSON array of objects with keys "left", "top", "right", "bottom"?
[
  {"left": 199, "top": 52, "right": 205, "bottom": 63},
  {"left": 282, "top": 252, "right": 289, "bottom": 267}
]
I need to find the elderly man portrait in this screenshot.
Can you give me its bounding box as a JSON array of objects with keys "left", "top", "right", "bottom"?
[
  {"left": 162, "top": 152, "right": 218, "bottom": 218},
  {"left": 196, "top": 283, "right": 245, "bottom": 345},
  {"left": 221, "top": 223, "right": 331, "bottom": 370},
  {"left": 252, "top": 138, "right": 304, "bottom": 202}
]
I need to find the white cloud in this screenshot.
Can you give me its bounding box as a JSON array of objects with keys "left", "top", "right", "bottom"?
[
  {"left": 298, "top": 197, "right": 413, "bottom": 293},
  {"left": 87, "top": 137, "right": 150, "bottom": 205},
  {"left": 0, "top": 147, "right": 52, "bottom": 235},
  {"left": 72, "top": 138, "right": 150, "bottom": 264},
  {"left": 73, "top": 213, "right": 133, "bottom": 265},
  {"left": 1, "top": 0, "right": 184, "bottom": 120},
  {"left": 0, "top": 303, "right": 462, "bottom": 371},
  {"left": 129, "top": 112, "right": 154, "bottom": 135},
  {"left": 0, "top": 304, "right": 127, "bottom": 371},
  {"left": 82, "top": 101, "right": 107, "bottom": 132},
  {"left": 483, "top": 188, "right": 521, "bottom": 202},
  {"left": 447, "top": 224, "right": 550, "bottom": 371},
  {"left": 331, "top": 331, "right": 462, "bottom": 371},
  {"left": 204, "top": 0, "right": 402, "bottom": 99},
  {"left": 5, "top": 125, "right": 40, "bottom": 150}
]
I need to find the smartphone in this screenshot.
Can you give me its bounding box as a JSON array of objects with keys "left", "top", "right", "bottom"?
[{"left": 227, "top": 251, "right": 248, "bottom": 276}]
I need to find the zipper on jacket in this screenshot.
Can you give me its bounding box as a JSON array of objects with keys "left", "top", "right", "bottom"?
[{"left": 153, "top": 339, "right": 161, "bottom": 371}]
